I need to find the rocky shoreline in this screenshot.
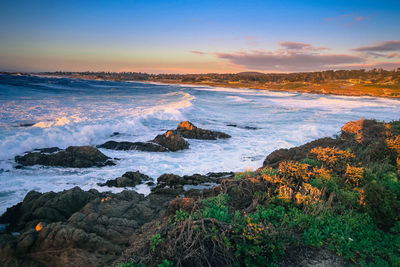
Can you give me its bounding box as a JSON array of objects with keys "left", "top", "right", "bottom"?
[{"left": 1, "top": 119, "right": 399, "bottom": 266}]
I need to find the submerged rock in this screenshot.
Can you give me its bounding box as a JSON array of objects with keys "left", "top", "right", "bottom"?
[
  {"left": 176, "top": 121, "right": 231, "bottom": 140},
  {"left": 15, "top": 146, "right": 115, "bottom": 168},
  {"left": 98, "top": 140, "right": 168, "bottom": 152},
  {"left": 98, "top": 171, "right": 152, "bottom": 187},
  {"left": 152, "top": 130, "right": 189, "bottom": 151}
]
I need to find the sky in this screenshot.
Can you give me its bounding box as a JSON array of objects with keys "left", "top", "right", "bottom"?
[{"left": 0, "top": 0, "right": 400, "bottom": 73}]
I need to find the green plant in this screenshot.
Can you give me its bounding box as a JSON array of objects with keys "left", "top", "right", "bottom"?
[
  {"left": 150, "top": 233, "right": 162, "bottom": 252},
  {"left": 157, "top": 259, "right": 173, "bottom": 267},
  {"left": 201, "top": 194, "right": 231, "bottom": 222},
  {"left": 174, "top": 209, "right": 189, "bottom": 222},
  {"left": 300, "top": 158, "right": 321, "bottom": 167}
]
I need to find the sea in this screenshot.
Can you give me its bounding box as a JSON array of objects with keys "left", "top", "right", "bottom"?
[{"left": 1, "top": 74, "right": 400, "bottom": 213}]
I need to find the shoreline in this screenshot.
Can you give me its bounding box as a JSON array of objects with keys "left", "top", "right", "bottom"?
[{"left": 30, "top": 73, "right": 400, "bottom": 99}]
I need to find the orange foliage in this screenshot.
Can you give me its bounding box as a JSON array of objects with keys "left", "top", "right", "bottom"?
[
  {"left": 277, "top": 161, "right": 311, "bottom": 183},
  {"left": 277, "top": 185, "right": 293, "bottom": 201},
  {"left": 386, "top": 136, "right": 400, "bottom": 172},
  {"left": 295, "top": 183, "right": 323, "bottom": 205},
  {"left": 341, "top": 119, "right": 364, "bottom": 143},
  {"left": 312, "top": 166, "right": 331, "bottom": 181},
  {"left": 354, "top": 187, "right": 366, "bottom": 206},
  {"left": 168, "top": 197, "right": 195, "bottom": 214},
  {"left": 310, "top": 147, "right": 355, "bottom": 169},
  {"left": 344, "top": 164, "right": 364, "bottom": 187}
]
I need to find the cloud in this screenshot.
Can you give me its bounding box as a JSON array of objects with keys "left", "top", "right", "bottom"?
[
  {"left": 339, "top": 61, "right": 400, "bottom": 70},
  {"left": 279, "top": 41, "right": 328, "bottom": 51},
  {"left": 190, "top": 50, "right": 206, "bottom": 55},
  {"left": 324, "top": 13, "right": 370, "bottom": 28},
  {"left": 354, "top": 16, "right": 367, "bottom": 22},
  {"left": 352, "top": 40, "right": 400, "bottom": 52},
  {"left": 216, "top": 51, "right": 366, "bottom": 72}
]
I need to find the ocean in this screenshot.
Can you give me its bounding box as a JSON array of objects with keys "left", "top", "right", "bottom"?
[{"left": 1, "top": 74, "right": 400, "bottom": 213}]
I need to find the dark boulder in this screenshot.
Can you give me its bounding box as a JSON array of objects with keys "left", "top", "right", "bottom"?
[
  {"left": 98, "top": 171, "right": 152, "bottom": 187},
  {"left": 15, "top": 146, "right": 115, "bottom": 168},
  {"left": 176, "top": 121, "right": 231, "bottom": 140},
  {"left": 151, "top": 172, "right": 229, "bottom": 195},
  {"left": 262, "top": 137, "right": 341, "bottom": 168},
  {"left": 98, "top": 140, "right": 168, "bottom": 152},
  {"left": 152, "top": 130, "right": 189, "bottom": 151}
]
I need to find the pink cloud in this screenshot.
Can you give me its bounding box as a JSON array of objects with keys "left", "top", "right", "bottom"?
[
  {"left": 190, "top": 50, "right": 206, "bottom": 55},
  {"left": 279, "top": 41, "right": 328, "bottom": 51},
  {"left": 216, "top": 50, "right": 365, "bottom": 72},
  {"left": 352, "top": 40, "right": 400, "bottom": 52}
]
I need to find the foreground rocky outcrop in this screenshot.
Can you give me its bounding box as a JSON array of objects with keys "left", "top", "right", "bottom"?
[
  {"left": 0, "top": 187, "right": 175, "bottom": 267},
  {"left": 98, "top": 171, "right": 153, "bottom": 187},
  {"left": 15, "top": 146, "right": 115, "bottom": 168},
  {"left": 176, "top": 121, "right": 231, "bottom": 139}
]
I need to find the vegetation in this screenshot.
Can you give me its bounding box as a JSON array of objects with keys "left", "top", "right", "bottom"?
[
  {"left": 121, "top": 119, "right": 399, "bottom": 266},
  {"left": 38, "top": 68, "right": 400, "bottom": 98}
]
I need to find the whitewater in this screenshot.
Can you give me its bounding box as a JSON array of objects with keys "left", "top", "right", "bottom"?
[{"left": 1, "top": 74, "right": 400, "bottom": 213}]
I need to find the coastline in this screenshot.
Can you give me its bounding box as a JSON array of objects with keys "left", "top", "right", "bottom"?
[{"left": 31, "top": 73, "right": 400, "bottom": 99}]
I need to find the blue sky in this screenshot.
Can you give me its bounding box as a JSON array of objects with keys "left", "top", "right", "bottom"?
[{"left": 0, "top": 0, "right": 399, "bottom": 73}]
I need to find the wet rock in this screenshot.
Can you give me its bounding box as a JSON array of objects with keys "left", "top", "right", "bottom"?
[
  {"left": 227, "top": 124, "right": 259, "bottom": 130},
  {"left": 152, "top": 130, "right": 189, "bottom": 151},
  {"left": 15, "top": 146, "right": 115, "bottom": 168},
  {"left": 98, "top": 171, "right": 152, "bottom": 187},
  {"left": 176, "top": 121, "right": 231, "bottom": 140},
  {"left": 98, "top": 140, "right": 168, "bottom": 152}
]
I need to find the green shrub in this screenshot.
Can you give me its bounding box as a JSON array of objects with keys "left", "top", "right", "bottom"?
[
  {"left": 201, "top": 194, "right": 231, "bottom": 222},
  {"left": 174, "top": 209, "right": 189, "bottom": 222},
  {"left": 300, "top": 158, "right": 321, "bottom": 167},
  {"left": 157, "top": 259, "right": 173, "bottom": 267},
  {"left": 150, "top": 233, "right": 162, "bottom": 252}
]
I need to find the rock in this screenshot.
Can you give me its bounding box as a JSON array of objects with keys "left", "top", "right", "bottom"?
[
  {"left": 151, "top": 172, "right": 227, "bottom": 195},
  {"left": 0, "top": 187, "right": 99, "bottom": 232},
  {"left": 152, "top": 130, "right": 189, "bottom": 151},
  {"left": 227, "top": 124, "right": 259, "bottom": 130},
  {"left": 98, "top": 171, "right": 151, "bottom": 187},
  {"left": 176, "top": 121, "right": 231, "bottom": 140},
  {"left": 341, "top": 119, "right": 386, "bottom": 145},
  {"left": 263, "top": 137, "right": 341, "bottom": 168},
  {"left": 98, "top": 140, "right": 168, "bottom": 152},
  {"left": 32, "top": 147, "right": 61, "bottom": 154},
  {"left": 0, "top": 186, "right": 176, "bottom": 266},
  {"left": 15, "top": 146, "right": 115, "bottom": 168}
]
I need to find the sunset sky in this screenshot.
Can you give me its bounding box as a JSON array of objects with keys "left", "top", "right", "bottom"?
[{"left": 1, "top": 0, "right": 399, "bottom": 73}]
